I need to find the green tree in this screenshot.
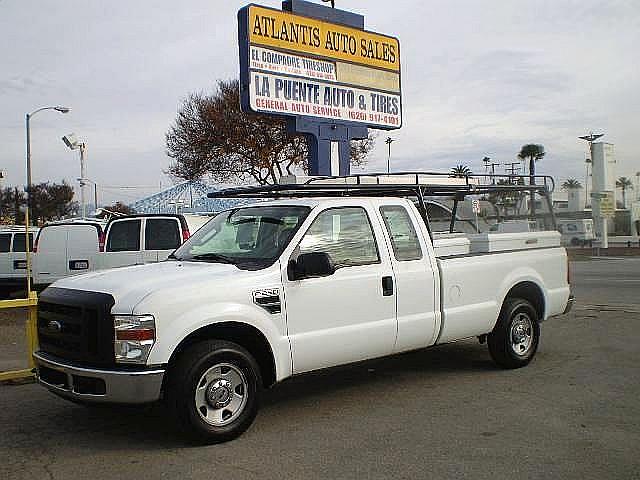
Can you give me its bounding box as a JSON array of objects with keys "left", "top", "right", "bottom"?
[
  {"left": 562, "top": 178, "right": 582, "bottom": 189},
  {"left": 450, "top": 164, "right": 472, "bottom": 178},
  {"left": 29, "top": 181, "right": 77, "bottom": 224},
  {"left": 616, "top": 176, "right": 633, "bottom": 208},
  {"left": 166, "top": 79, "right": 374, "bottom": 185},
  {"left": 517, "top": 144, "right": 546, "bottom": 216},
  {"left": 0, "top": 187, "right": 26, "bottom": 224}
]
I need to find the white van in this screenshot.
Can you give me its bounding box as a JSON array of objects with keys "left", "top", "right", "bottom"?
[
  {"left": 33, "top": 214, "right": 208, "bottom": 287},
  {"left": 557, "top": 219, "right": 594, "bottom": 246},
  {"left": 32, "top": 220, "right": 105, "bottom": 287},
  {"left": 0, "top": 226, "right": 38, "bottom": 292},
  {"left": 100, "top": 214, "right": 195, "bottom": 269}
]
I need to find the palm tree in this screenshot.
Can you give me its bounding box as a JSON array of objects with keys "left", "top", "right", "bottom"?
[
  {"left": 450, "top": 164, "right": 472, "bottom": 178},
  {"left": 518, "top": 144, "right": 546, "bottom": 216},
  {"left": 562, "top": 179, "right": 582, "bottom": 190},
  {"left": 616, "top": 176, "right": 633, "bottom": 208}
]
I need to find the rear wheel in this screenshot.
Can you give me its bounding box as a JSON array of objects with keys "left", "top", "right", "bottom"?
[
  {"left": 166, "top": 340, "right": 261, "bottom": 443},
  {"left": 488, "top": 298, "right": 540, "bottom": 369}
]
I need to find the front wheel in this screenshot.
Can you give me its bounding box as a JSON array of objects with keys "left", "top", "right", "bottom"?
[
  {"left": 488, "top": 298, "right": 540, "bottom": 369},
  {"left": 166, "top": 340, "right": 261, "bottom": 443}
]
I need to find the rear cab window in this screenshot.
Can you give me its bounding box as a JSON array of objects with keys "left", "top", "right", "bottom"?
[
  {"left": 380, "top": 206, "right": 423, "bottom": 261},
  {"left": 145, "top": 218, "right": 181, "bottom": 250},
  {"left": 106, "top": 220, "right": 141, "bottom": 252}
]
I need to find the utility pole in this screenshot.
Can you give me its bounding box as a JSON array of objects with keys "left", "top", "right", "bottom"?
[
  {"left": 585, "top": 158, "right": 592, "bottom": 209},
  {"left": 490, "top": 162, "right": 501, "bottom": 184},
  {"left": 482, "top": 156, "right": 491, "bottom": 173},
  {"left": 504, "top": 162, "right": 521, "bottom": 179},
  {"left": 79, "top": 143, "right": 87, "bottom": 217},
  {"left": 385, "top": 137, "right": 394, "bottom": 174}
]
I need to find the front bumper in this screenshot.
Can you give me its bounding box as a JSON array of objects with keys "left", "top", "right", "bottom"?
[{"left": 34, "top": 351, "right": 165, "bottom": 404}]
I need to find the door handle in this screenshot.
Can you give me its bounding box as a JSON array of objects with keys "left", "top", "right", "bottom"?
[{"left": 382, "top": 276, "right": 394, "bottom": 296}]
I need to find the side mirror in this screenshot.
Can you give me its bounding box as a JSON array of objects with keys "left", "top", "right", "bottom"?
[{"left": 288, "top": 252, "right": 335, "bottom": 280}]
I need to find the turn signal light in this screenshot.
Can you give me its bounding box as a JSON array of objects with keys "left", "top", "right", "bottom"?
[
  {"left": 115, "top": 329, "right": 155, "bottom": 341},
  {"left": 113, "top": 315, "right": 156, "bottom": 364}
]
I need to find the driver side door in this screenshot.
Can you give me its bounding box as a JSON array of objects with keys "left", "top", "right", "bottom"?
[{"left": 282, "top": 205, "right": 397, "bottom": 374}]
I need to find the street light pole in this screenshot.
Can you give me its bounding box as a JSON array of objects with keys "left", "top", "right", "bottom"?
[
  {"left": 585, "top": 158, "right": 592, "bottom": 209},
  {"left": 385, "top": 137, "right": 394, "bottom": 173},
  {"left": 24, "top": 105, "right": 70, "bottom": 294},
  {"left": 79, "top": 142, "right": 87, "bottom": 217}
]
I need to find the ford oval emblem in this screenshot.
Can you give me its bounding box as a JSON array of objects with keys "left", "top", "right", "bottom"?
[{"left": 47, "top": 320, "right": 62, "bottom": 333}]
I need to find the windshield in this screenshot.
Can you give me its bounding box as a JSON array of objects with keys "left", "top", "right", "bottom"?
[{"left": 171, "top": 205, "right": 311, "bottom": 269}]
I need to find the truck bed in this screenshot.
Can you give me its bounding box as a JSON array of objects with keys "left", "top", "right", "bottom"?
[{"left": 435, "top": 243, "right": 570, "bottom": 343}]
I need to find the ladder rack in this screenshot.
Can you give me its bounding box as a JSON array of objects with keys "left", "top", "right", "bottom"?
[{"left": 207, "top": 172, "right": 555, "bottom": 199}]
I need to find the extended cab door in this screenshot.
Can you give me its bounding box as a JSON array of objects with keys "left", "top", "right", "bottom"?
[
  {"left": 283, "top": 204, "right": 397, "bottom": 374},
  {"left": 376, "top": 201, "right": 439, "bottom": 351},
  {"left": 103, "top": 218, "right": 143, "bottom": 268},
  {"left": 142, "top": 217, "right": 183, "bottom": 263}
]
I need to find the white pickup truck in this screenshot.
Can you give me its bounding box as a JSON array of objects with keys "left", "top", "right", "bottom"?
[{"left": 33, "top": 176, "right": 573, "bottom": 443}]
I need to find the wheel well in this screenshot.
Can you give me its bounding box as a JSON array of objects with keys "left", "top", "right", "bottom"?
[
  {"left": 168, "top": 322, "right": 277, "bottom": 388},
  {"left": 504, "top": 282, "right": 545, "bottom": 320}
]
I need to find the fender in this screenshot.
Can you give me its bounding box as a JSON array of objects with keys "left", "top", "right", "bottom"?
[
  {"left": 495, "top": 266, "right": 547, "bottom": 322},
  {"left": 143, "top": 301, "right": 292, "bottom": 382}
]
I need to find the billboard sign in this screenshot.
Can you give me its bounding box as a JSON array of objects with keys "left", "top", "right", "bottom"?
[{"left": 239, "top": 4, "right": 402, "bottom": 130}]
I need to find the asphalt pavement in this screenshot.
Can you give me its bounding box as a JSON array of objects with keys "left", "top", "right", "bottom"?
[{"left": 0, "top": 257, "right": 638, "bottom": 480}]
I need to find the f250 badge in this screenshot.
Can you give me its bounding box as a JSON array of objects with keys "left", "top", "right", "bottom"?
[{"left": 252, "top": 288, "right": 281, "bottom": 314}]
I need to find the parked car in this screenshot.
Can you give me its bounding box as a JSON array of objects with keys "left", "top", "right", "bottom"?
[{"left": 0, "top": 226, "right": 38, "bottom": 293}]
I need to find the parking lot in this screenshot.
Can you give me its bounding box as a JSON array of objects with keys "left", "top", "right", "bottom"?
[{"left": 1, "top": 257, "right": 639, "bottom": 480}]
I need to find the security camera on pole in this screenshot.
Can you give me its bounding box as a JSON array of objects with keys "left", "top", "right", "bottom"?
[{"left": 62, "top": 133, "right": 88, "bottom": 218}]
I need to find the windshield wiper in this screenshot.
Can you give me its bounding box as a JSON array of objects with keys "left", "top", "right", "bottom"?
[
  {"left": 167, "top": 253, "right": 179, "bottom": 260},
  {"left": 189, "top": 253, "right": 236, "bottom": 264}
]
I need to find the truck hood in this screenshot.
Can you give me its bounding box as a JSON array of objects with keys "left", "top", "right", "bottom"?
[{"left": 48, "top": 261, "right": 264, "bottom": 312}]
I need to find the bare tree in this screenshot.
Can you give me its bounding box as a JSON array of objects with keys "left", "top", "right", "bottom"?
[{"left": 166, "top": 79, "right": 374, "bottom": 185}]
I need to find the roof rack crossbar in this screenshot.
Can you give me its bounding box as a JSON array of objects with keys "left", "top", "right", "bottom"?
[{"left": 300, "top": 171, "right": 555, "bottom": 192}]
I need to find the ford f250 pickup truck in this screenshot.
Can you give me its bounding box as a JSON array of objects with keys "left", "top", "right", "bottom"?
[{"left": 33, "top": 173, "right": 573, "bottom": 443}]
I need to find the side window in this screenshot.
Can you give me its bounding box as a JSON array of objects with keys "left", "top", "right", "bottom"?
[
  {"left": 12, "top": 233, "right": 34, "bottom": 252},
  {"left": 380, "top": 206, "right": 423, "bottom": 261},
  {"left": 297, "top": 207, "right": 379, "bottom": 268},
  {"left": 106, "top": 220, "right": 141, "bottom": 252},
  {"left": 0, "top": 234, "right": 11, "bottom": 253},
  {"left": 145, "top": 219, "right": 181, "bottom": 250}
]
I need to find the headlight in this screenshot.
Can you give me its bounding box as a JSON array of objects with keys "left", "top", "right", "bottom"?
[{"left": 113, "top": 315, "right": 155, "bottom": 364}]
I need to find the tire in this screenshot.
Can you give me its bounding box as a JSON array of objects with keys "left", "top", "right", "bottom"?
[
  {"left": 488, "top": 298, "right": 540, "bottom": 369},
  {"left": 166, "top": 340, "right": 261, "bottom": 443}
]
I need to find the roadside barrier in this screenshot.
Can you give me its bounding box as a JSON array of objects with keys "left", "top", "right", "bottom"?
[
  {"left": 0, "top": 291, "right": 38, "bottom": 382},
  {"left": 0, "top": 220, "right": 38, "bottom": 382}
]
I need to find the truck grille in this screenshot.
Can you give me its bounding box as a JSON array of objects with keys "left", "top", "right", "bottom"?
[{"left": 37, "top": 287, "right": 116, "bottom": 367}]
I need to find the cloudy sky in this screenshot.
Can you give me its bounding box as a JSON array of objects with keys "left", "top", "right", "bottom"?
[{"left": 1, "top": 0, "right": 639, "bottom": 205}]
